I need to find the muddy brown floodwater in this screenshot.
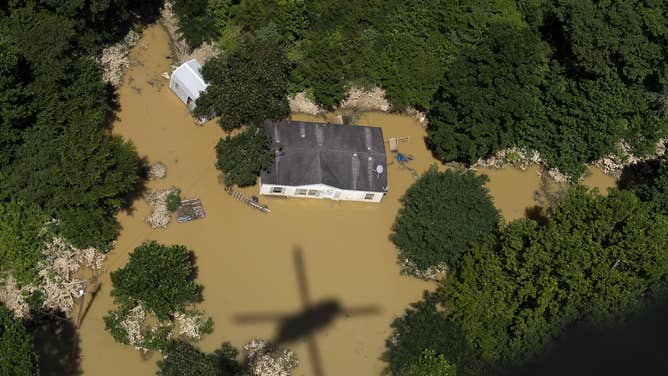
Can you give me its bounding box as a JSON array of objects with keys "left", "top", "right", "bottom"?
[{"left": 76, "top": 25, "right": 615, "bottom": 375}]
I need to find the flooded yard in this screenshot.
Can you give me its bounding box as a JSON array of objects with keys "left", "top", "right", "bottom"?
[{"left": 76, "top": 25, "right": 615, "bottom": 375}]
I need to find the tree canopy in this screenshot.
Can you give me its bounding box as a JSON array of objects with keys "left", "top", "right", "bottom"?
[
  {"left": 157, "top": 340, "right": 242, "bottom": 376},
  {"left": 0, "top": 304, "right": 38, "bottom": 376},
  {"left": 109, "top": 242, "right": 201, "bottom": 321},
  {"left": 387, "top": 186, "right": 668, "bottom": 374},
  {"left": 0, "top": 200, "right": 47, "bottom": 284},
  {"left": 0, "top": 0, "right": 146, "bottom": 284},
  {"left": 428, "top": 23, "right": 549, "bottom": 163},
  {"left": 195, "top": 36, "right": 291, "bottom": 131},
  {"left": 391, "top": 167, "right": 500, "bottom": 277},
  {"left": 215, "top": 127, "right": 272, "bottom": 187}
]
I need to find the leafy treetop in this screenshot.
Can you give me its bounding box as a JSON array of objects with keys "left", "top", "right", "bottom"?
[{"left": 110, "top": 241, "right": 201, "bottom": 320}]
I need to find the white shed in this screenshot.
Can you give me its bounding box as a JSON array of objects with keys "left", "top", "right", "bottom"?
[{"left": 169, "top": 59, "right": 208, "bottom": 112}]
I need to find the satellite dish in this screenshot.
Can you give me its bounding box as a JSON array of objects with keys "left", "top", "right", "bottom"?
[{"left": 376, "top": 165, "right": 384, "bottom": 174}]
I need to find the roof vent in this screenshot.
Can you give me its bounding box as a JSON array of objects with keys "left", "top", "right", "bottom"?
[
  {"left": 299, "top": 123, "right": 306, "bottom": 138},
  {"left": 273, "top": 123, "right": 281, "bottom": 144},
  {"left": 352, "top": 153, "right": 360, "bottom": 190},
  {"left": 367, "top": 156, "right": 373, "bottom": 188},
  {"left": 315, "top": 125, "right": 324, "bottom": 146},
  {"left": 365, "top": 128, "right": 372, "bottom": 151}
]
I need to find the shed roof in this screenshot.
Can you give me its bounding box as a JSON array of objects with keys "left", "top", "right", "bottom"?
[
  {"left": 172, "top": 59, "right": 208, "bottom": 98},
  {"left": 261, "top": 120, "right": 388, "bottom": 192}
]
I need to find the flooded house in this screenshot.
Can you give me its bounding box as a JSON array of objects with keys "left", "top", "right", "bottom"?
[
  {"left": 169, "top": 59, "right": 208, "bottom": 119},
  {"left": 260, "top": 120, "right": 388, "bottom": 203}
]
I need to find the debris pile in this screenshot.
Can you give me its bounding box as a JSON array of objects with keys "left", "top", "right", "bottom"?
[
  {"left": 0, "top": 237, "right": 105, "bottom": 319},
  {"left": 121, "top": 304, "right": 147, "bottom": 347},
  {"left": 174, "top": 310, "right": 210, "bottom": 340},
  {"left": 97, "top": 30, "right": 141, "bottom": 87},
  {"left": 148, "top": 161, "right": 167, "bottom": 180},
  {"left": 288, "top": 92, "right": 322, "bottom": 115},
  {"left": 144, "top": 187, "right": 178, "bottom": 228},
  {"left": 339, "top": 86, "right": 390, "bottom": 112},
  {"left": 160, "top": 1, "right": 220, "bottom": 64},
  {"left": 244, "top": 339, "right": 299, "bottom": 376}
]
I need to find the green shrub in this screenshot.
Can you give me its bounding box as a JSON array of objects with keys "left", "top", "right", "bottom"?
[{"left": 166, "top": 189, "right": 182, "bottom": 212}]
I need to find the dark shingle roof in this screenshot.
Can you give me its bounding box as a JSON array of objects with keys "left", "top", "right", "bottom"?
[{"left": 261, "top": 120, "right": 388, "bottom": 192}]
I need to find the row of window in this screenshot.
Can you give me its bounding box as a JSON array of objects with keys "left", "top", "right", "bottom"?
[{"left": 269, "top": 186, "right": 375, "bottom": 200}]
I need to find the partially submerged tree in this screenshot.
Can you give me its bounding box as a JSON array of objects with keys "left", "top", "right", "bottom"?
[
  {"left": 404, "top": 349, "right": 457, "bottom": 376},
  {"left": 0, "top": 304, "right": 38, "bottom": 376},
  {"left": 391, "top": 166, "right": 500, "bottom": 278},
  {"left": 109, "top": 242, "right": 200, "bottom": 320},
  {"left": 389, "top": 186, "right": 668, "bottom": 374},
  {"left": 215, "top": 126, "right": 272, "bottom": 187},
  {"left": 195, "top": 36, "right": 291, "bottom": 131},
  {"left": 158, "top": 340, "right": 242, "bottom": 376},
  {"left": 104, "top": 242, "right": 209, "bottom": 351}
]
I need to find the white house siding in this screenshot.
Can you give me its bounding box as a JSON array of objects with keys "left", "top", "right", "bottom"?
[
  {"left": 169, "top": 59, "right": 208, "bottom": 109},
  {"left": 259, "top": 183, "right": 384, "bottom": 203}
]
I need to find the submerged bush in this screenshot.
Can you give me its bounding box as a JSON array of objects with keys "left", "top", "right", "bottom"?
[{"left": 391, "top": 166, "right": 500, "bottom": 278}]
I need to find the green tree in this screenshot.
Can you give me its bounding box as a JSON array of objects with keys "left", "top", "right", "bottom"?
[
  {"left": 0, "top": 33, "right": 32, "bottom": 167},
  {"left": 0, "top": 304, "right": 38, "bottom": 376},
  {"left": 531, "top": 71, "right": 661, "bottom": 178},
  {"left": 157, "top": 340, "right": 243, "bottom": 376},
  {"left": 173, "top": 0, "right": 220, "bottom": 48},
  {"left": 109, "top": 242, "right": 201, "bottom": 320},
  {"left": 7, "top": 114, "right": 138, "bottom": 248},
  {"left": 391, "top": 167, "right": 500, "bottom": 277},
  {"left": 384, "top": 293, "right": 483, "bottom": 376},
  {"left": 195, "top": 37, "right": 291, "bottom": 131},
  {"left": 546, "top": 0, "right": 668, "bottom": 89},
  {"left": 440, "top": 187, "right": 668, "bottom": 369},
  {"left": 427, "top": 23, "right": 549, "bottom": 164},
  {"left": 215, "top": 126, "right": 272, "bottom": 187},
  {"left": 404, "top": 349, "right": 457, "bottom": 376},
  {"left": 623, "top": 159, "right": 668, "bottom": 217},
  {"left": 0, "top": 200, "right": 47, "bottom": 284}
]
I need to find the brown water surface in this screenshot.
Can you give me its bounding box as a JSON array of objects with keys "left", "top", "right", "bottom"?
[{"left": 76, "top": 25, "right": 615, "bottom": 376}]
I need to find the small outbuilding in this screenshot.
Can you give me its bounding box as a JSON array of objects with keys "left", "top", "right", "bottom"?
[
  {"left": 260, "top": 120, "right": 388, "bottom": 203},
  {"left": 169, "top": 59, "right": 208, "bottom": 112}
]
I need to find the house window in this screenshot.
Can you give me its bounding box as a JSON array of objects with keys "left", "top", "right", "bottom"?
[
  {"left": 295, "top": 188, "right": 307, "bottom": 195},
  {"left": 272, "top": 186, "right": 284, "bottom": 194},
  {"left": 364, "top": 193, "right": 375, "bottom": 200},
  {"left": 307, "top": 189, "right": 320, "bottom": 197}
]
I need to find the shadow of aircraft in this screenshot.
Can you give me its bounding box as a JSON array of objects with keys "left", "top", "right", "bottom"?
[
  {"left": 28, "top": 310, "right": 81, "bottom": 376},
  {"left": 233, "top": 247, "right": 380, "bottom": 376}
]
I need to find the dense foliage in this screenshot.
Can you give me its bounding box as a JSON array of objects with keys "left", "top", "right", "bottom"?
[
  {"left": 391, "top": 167, "right": 499, "bottom": 276},
  {"left": 178, "top": 0, "right": 667, "bottom": 177},
  {"left": 0, "top": 1, "right": 146, "bottom": 283},
  {"left": 427, "top": 0, "right": 667, "bottom": 177},
  {"left": 0, "top": 304, "right": 38, "bottom": 376},
  {"left": 427, "top": 24, "right": 549, "bottom": 164},
  {"left": 194, "top": 36, "right": 291, "bottom": 131},
  {"left": 622, "top": 159, "right": 668, "bottom": 217},
  {"left": 109, "top": 242, "right": 201, "bottom": 321},
  {"left": 166, "top": 189, "right": 182, "bottom": 212},
  {"left": 157, "top": 340, "right": 243, "bottom": 376},
  {"left": 0, "top": 200, "right": 47, "bottom": 284},
  {"left": 404, "top": 349, "right": 457, "bottom": 376},
  {"left": 387, "top": 186, "right": 668, "bottom": 374},
  {"left": 215, "top": 127, "right": 272, "bottom": 187}
]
